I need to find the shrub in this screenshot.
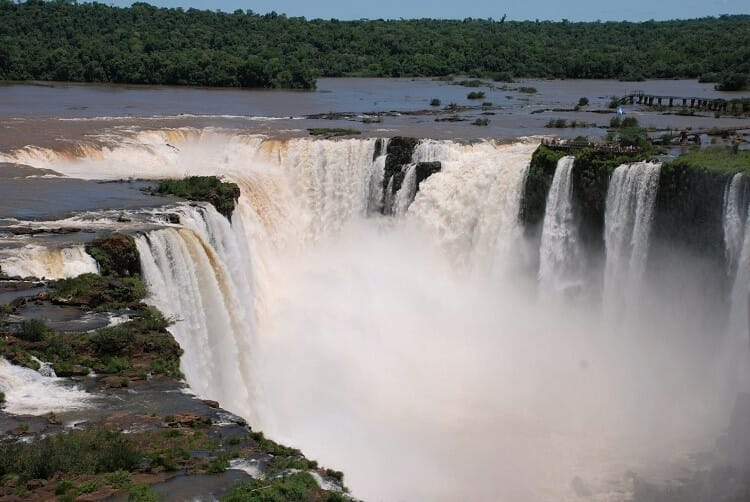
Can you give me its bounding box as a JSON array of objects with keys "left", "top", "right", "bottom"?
[
  {"left": 610, "top": 116, "right": 622, "bottom": 128},
  {"left": 715, "top": 72, "right": 749, "bottom": 91},
  {"left": 85, "top": 234, "right": 140, "bottom": 277},
  {"left": 578, "top": 97, "right": 589, "bottom": 106},
  {"left": 18, "top": 319, "right": 49, "bottom": 342},
  {"left": 481, "top": 101, "right": 493, "bottom": 107},
  {"left": 471, "top": 118, "right": 490, "bottom": 126},
  {"left": 429, "top": 98, "right": 441, "bottom": 106},
  {"left": 128, "top": 484, "right": 159, "bottom": 502},
  {"left": 458, "top": 79, "right": 482, "bottom": 87},
  {"left": 518, "top": 86, "right": 537, "bottom": 93},
  {"left": 0, "top": 391, "right": 5, "bottom": 404},
  {"left": 92, "top": 326, "right": 136, "bottom": 356},
  {"left": 467, "top": 91, "right": 485, "bottom": 100},
  {"left": 492, "top": 71, "right": 514, "bottom": 82}
]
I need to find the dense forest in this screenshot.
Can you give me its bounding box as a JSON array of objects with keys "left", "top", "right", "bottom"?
[{"left": 0, "top": 0, "right": 749, "bottom": 89}]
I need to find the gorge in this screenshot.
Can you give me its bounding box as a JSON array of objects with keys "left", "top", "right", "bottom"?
[{"left": 1, "top": 122, "right": 749, "bottom": 500}]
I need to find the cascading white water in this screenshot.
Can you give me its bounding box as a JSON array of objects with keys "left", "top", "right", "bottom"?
[
  {"left": 0, "top": 358, "right": 90, "bottom": 415},
  {"left": 603, "top": 162, "right": 661, "bottom": 314},
  {"left": 392, "top": 164, "right": 417, "bottom": 216},
  {"left": 2, "top": 130, "right": 734, "bottom": 501},
  {"left": 408, "top": 140, "right": 534, "bottom": 276},
  {"left": 538, "top": 156, "right": 583, "bottom": 297},
  {"left": 0, "top": 244, "right": 98, "bottom": 279},
  {"left": 135, "top": 205, "right": 261, "bottom": 421},
  {"left": 724, "top": 173, "right": 746, "bottom": 278},
  {"left": 367, "top": 138, "right": 389, "bottom": 215}
]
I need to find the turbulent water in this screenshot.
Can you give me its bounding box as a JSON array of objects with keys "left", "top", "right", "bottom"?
[
  {"left": 0, "top": 358, "right": 90, "bottom": 415},
  {"left": 0, "top": 129, "right": 741, "bottom": 501},
  {"left": 538, "top": 156, "right": 583, "bottom": 297},
  {"left": 0, "top": 244, "right": 98, "bottom": 279}
]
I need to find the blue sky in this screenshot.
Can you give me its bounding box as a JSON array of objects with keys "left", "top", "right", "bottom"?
[{"left": 101, "top": 0, "right": 749, "bottom": 21}]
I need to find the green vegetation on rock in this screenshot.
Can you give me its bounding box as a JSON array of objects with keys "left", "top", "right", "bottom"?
[
  {"left": 222, "top": 472, "right": 346, "bottom": 502},
  {"left": 155, "top": 176, "right": 241, "bottom": 219},
  {"left": 85, "top": 234, "right": 141, "bottom": 277},
  {"left": 307, "top": 128, "right": 361, "bottom": 138}
]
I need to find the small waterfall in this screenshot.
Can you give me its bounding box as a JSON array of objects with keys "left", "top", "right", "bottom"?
[
  {"left": 724, "top": 173, "right": 746, "bottom": 278},
  {"left": 0, "top": 244, "right": 98, "bottom": 279},
  {"left": 368, "top": 138, "right": 389, "bottom": 215},
  {"left": 135, "top": 206, "right": 260, "bottom": 421},
  {"left": 392, "top": 164, "right": 418, "bottom": 216},
  {"left": 383, "top": 177, "right": 395, "bottom": 215},
  {"left": 603, "top": 162, "right": 661, "bottom": 313},
  {"left": 538, "top": 156, "right": 583, "bottom": 297},
  {"left": 0, "top": 358, "right": 90, "bottom": 415}
]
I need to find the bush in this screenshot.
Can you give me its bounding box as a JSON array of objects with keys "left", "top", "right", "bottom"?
[
  {"left": 85, "top": 234, "right": 140, "bottom": 277},
  {"left": 621, "top": 116, "right": 639, "bottom": 128},
  {"left": 715, "top": 72, "right": 749, "bottom": 91},
  {"left": 471, "top": 118, "right": 490, "bottom": 126},
  {"left": 0, "top": 391, "right": 5, "bottom": 404},
  {"left": 578, "top": 97, "right": 589, "bottom": 106},
  {"left": 458, "top": 79, "right": 482, "bottom": 87},
  {"left": 429, "top": 98, "right": 441, "bottom": 106},
  {"left": 128, "top": 484, "right": 159, "bottom": 502},
  {"left": 610, "top": 116, "right": 622, "bottom": 128},
  {"left": 18, "top": 319, "right": 49, "bottom": 342},
  {"left": 467, "top": 91, "right": 485, "bottom": 100},
  {"left": 481, "top": 101, "right": 493, "bottom": 107},
  {"left": 92, "top": 326, "right": 136, "bottom": 356},
  {"left": 518, "top": 86, "right": 537, "bottom": 93},
  {"left": 492, "top": 71, "right": 514, "bottom": 82},
  {"left": 0, "top": 430, "right": 141, "bottom": 479}
]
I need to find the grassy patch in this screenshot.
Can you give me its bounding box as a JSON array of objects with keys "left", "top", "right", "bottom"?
[
  {"left": 155, "top": 176, "right": 241, "bottom": 219},
  {"left": 306, "top": 128, "right": 361, "bottom": 138},
  {"left": 222, "top": 472, "right": 345, "bottom": 502},
  {"left": 48, "top": 273, "right": 146, "bottom": 310},
  {"left": 664, "top": 147, "right": 750, "bottom": 176}
]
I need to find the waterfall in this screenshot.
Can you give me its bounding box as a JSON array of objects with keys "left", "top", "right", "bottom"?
[
  {"left": 408, "top": 140, "right": 535, "bottom": 275},
  {"left": 538, "top": 156, "right": 583, "bottom": 297},
  {"left": 603, "top": 162, "right": 661, "bottom": 314},
  {"left": 135, "top": 204, "right": 260, "bottom": 421},
  {"left": 724, "top": 173, "right": 746, "bottom": 278},
  {"left": 368, "top": 138, "right": 389, "bottom": 215},
  {"left": 392, "top": 164, "right": 418, "bottom": 216},
  {"left": 0, "top": 244, "right": 98, "bottom": 279},
  {"left": 383, "top": 176, "right": 395, "bottom": 215},
  {"left": 0, "top": 358, "right": 90, "bottom": 415}
]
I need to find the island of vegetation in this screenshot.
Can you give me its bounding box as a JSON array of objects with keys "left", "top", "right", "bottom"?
[{"left": 0, "top": 1, "right": 748, "bottom": 90}]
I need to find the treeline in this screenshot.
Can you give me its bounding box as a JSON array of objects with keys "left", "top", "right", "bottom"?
[{"left": 0, "top": 0, "right": 748, "bottom": 89}]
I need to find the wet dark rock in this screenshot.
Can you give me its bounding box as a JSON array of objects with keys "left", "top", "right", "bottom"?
[
  {"left": 166, "top": 213, "right": 181, "bottom": 224},
  {"left": 415, "top": 161, "right": 441, "bottom": 189},
  {"left": 202, "top": 399, "right": 220, "bottom": 409}
]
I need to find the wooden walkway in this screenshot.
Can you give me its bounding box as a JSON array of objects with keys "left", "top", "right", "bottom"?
[{"left": 620, "top": 90, "right": 736, "bottom": 111}]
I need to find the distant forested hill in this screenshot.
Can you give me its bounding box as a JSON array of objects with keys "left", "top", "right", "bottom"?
[{"left": 0, "top": 1, "right": 748, "bottom": 90}]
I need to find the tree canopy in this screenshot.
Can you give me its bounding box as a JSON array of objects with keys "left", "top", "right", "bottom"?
[{"left": 0, "top": 1, "right": 748, "bottom": 89}]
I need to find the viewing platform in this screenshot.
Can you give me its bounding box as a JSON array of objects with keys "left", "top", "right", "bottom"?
[{"left": 620, "top": 90, "right": 734, "bottom": 111}]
